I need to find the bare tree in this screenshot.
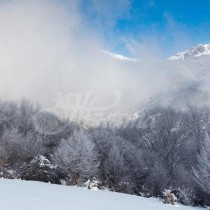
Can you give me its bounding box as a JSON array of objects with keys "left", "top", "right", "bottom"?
[
  {"left": 140, "top": 108, "right": 190, "bottom": 177},
  {"left": 193, "top": 131, "right": 210, "bottom": 195},
  {"left": 0, "top": 101, "right": 18, "bottom": 136},
  {"left": 17, "top": 98, "right": 40, "bottom": 136}
]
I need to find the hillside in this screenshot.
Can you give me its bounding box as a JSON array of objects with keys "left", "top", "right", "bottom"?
[{"left": 0, "top": 179, "right": 204, "bottom": 210}]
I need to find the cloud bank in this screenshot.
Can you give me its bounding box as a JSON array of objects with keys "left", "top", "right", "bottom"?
[{"left": 0, "top": 0, "right": 209, "bottom": 120}]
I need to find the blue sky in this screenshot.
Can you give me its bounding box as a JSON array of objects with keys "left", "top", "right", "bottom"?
[{"left": 77, "top": 0, "right": 210, "bottom": 57}]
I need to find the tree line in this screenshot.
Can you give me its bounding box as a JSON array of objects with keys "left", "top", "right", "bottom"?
[{"left": 0, "top": 98, "right": 210, "bottom": 206}]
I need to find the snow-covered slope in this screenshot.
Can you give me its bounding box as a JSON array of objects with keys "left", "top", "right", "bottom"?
[
  {"left": 0, "top": 179, "right": 204, "bottom": 210},
  {"left": 101, "top": 50, "right": 137, "bottom": 62},
  {"left": 169, "top": 43, "right": 210, "bottom": 60}
]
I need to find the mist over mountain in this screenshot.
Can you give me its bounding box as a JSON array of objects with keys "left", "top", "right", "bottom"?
[
  {"left": 0, "top": 0, "right": 209, "bottom": 122},
  {"left": 99, "top": 43, "right": 210, "bottom": 112}
]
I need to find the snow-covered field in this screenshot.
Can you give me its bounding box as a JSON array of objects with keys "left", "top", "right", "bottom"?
[{"left": 0, "top": 179, "right": 204, "bottom": 210}]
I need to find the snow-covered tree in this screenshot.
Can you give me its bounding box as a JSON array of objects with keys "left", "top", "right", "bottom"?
[
  {"left": 193, "top": 131, "right": 210, "bottom": 195},
  {"left": 0, "top": 128, "right": 45, "bottom": 163},
  {"left": 53, "top": 130, "right": 99, "bottom": 185},
  {"left": 140, "top": 108, "right": 190, "bottom": 177}
]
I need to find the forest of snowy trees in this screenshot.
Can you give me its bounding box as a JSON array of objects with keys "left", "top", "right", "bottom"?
[{"left": 0, "top": 98, "right": 210, "bottom": 206}]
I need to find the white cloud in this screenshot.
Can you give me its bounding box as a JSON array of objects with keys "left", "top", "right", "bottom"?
[{"left": 0, "top": 0, "right": 208, "bottom": 116}]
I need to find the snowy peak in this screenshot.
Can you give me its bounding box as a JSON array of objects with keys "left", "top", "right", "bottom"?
[
  {"left": 169, "top": 43, "right": 210, "bottom": 60},
  {"left": 101, "top": 50, "right": 138, "bottom": 62}
]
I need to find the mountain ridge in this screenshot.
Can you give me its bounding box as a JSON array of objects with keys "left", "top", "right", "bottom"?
[{"left": 169, "top": 43, "right": 210, "bottom": 60}]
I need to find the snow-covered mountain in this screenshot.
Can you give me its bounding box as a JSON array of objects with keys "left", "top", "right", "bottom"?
[
  {"left": 101, "top": 43, "right": 210, "bottom": 61},
  {"left": 101, "top": 50, "right": 138, "bottom": 62},
  {"left": 167, "top": 43, "right": 210, "bottom": 82},
  {"left": 141, "top": 43, "right": 210, "bottom": 109},
  {"left": 169, "top": 43, "right": 210, "bottom": 60}
]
